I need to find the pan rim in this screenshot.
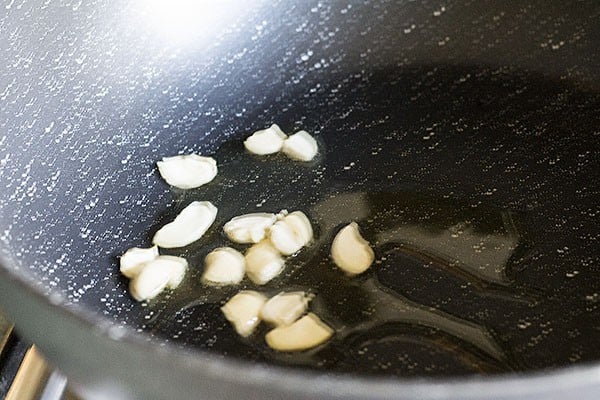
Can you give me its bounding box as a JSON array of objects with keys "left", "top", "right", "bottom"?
[{"left": 1, "top": 257, "right": 599, "bottom": 399}]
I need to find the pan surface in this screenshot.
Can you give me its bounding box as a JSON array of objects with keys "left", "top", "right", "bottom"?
[{"left": 0, "top": 0, "right": 598, "bottom": 399}]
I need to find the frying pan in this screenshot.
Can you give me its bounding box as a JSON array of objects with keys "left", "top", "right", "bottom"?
[{"left": 0, "top": 0, "right": 599, "bottom": 399}]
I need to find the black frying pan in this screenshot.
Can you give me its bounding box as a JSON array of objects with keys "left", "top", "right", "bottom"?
[{"left": 0, "top": 1, "right": 599, "bottom": 399}]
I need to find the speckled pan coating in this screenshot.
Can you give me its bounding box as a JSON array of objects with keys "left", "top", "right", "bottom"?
[{"left": 0, "top": 1, "right": 598, "bottom": 399}]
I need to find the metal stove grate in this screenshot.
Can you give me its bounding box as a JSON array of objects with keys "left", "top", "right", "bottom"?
[{"left": 0, "top": 311, "right": 75, "bottom": 400}]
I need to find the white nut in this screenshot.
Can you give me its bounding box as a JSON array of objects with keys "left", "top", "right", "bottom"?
[
  {"left": 156, "top": 154, "right": 217, "bottom": 189},
  {"left": 202, "top": 247, "right": 246, "bottom": 285},
  {"left": 282, "top": 130, "right": 318, "bottom": 161},
  {"left": 244, "top": 124, "right": 287, "bottom": 155},
  {"left": 269, "top": 211, "right": 313, "bottom": 255},
  {"left": 223, "top": 213, "right": 277, "bottom": 244},
  {"left": 244, "top": 240, "right": 285, "bottom": 285},
  {"left": 260, "top": 291, "right": 312, "bottom": 326},
  {"left": 129, "top": 261, "right": 171, "bottom": 301},
  {"left": 221, "top": 291, "right": 267, "bottom": 337},
  {"left": 153, "top": 201, "right": 217, "bottom": 248},
  {"left": 119, "top": 246, "right": 158, "bottom": 278},
  {"left": 265, "top": 313, "right": 333, "bottom": 352},
  {"left": 331, "top": 222, "right": 375, "bottom": 275}
]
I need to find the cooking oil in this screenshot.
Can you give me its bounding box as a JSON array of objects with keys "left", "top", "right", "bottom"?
[{"left": 141, "top": 135, "right": 539, "bottom": 375}]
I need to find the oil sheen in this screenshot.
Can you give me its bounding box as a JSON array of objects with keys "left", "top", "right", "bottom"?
[{"left": 141, "top": 135, "right": 541, "bottom": 376}]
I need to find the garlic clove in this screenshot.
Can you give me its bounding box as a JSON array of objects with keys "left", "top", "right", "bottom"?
[
  {"left": 152, "top": 201, "right": 217, "bottom": 248},
  {"left": 119, "top": 246, "right": 159, "bottom": 278},
  {"left": 331, "top": 222, "right": 375, "bottom": 275},
  {"left": 281, "top": 130, "right": 318, "bottom": 161},
  {"left": 221, "top": 291, "right": 267, "bottom": 337},
  {"left": 156, "top": 154, "right": 217, "bottom": 189},
  {"left": 202, "top": 247, "right": 246, "bottom": 285},
  {"left": 265, "top": 313, "right": 333, "bottom": 351},
  {"left": 244, "top": 240, "right": 285, "bottom": 285},
  {"left": 269, "top": 220, "right": 304, "bottom": 255},
  {"left": 244, "top": 124, "right": 288, "bottom": 155},
  {"left": 223, "top": 213, "right": 277, "bottom": 244},
  {"left": 129, "top": 261, "right": 171, "bottom": 301},
  {"left": 269, "top": 211, "right": 313, "bottom": 255},
  {"left": 260, "top": 291, "right": 311, "bottom": 326},
  {"left": 285, "top": 211, "right": 313, "bottom": 245},
  {"left": 150, "top": 255, "right": 188, "bottom": 289}
]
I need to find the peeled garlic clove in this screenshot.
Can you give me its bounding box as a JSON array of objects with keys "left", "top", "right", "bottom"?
[
  {"left": 148, "top": 255, "right": 188, "bottom": 289},
  {"left": 153, "top": 201, "right": 217, "bottom": 248},
  {"left": 221, "top": 291, "right": 267, "bottom": 337},
  {"left": 265, "top": 313, "right": 333, "bottom": 352},
  {"left": 331, "top": 222, "right": 375, "bottom": 275},
  {"left": 244, "top": 124, "right": 287, "bottom": 155},
  {"left": 269, "top": 211, "right": 313, "bottom": 255},
  {"left": 244, "top": 240, "right": 285, "bottom": 285},
  {"left": 129, "top": 256, "right": 187, "bottom": 301},
  {"left": 260, "top": 291, "right": 311, "bottom": 326},
  {"left": 129, "top": 261, "right": 171, "bottom": 301},
  {"left": 119, "top": 246, "right": 159, "bottom": 278},
  {"left": 282, "top": 130, "right": 318, "bottom": 161},
  {"left": 223, "top": 213, "right": 277, "bottom": 244},
  {"left": 202, "top": 247, "right": 245, "bottom": 285},
  {"left": 284, "top": 211, "right": 313, "bottom": 245},
  {"left": 269, "top": 220, "right": 304, "bottom": 255},
  {"left": 157, "top": 154, "right": 217, "bottom": 189}
]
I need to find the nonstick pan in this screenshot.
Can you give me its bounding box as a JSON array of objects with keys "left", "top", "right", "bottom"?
[{"left": 0, "top": 1, "right": 599, "bottom": 399}]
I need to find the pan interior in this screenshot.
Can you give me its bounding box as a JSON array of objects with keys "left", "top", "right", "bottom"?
[
  {"left": 111, "top": 66, "right": 598, "bottom": 376},
  {"left": 0, "top": 0, "right": 598, "bottom": 379}
]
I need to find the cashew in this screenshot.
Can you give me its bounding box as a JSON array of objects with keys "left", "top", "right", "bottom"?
[
  {"left": 269, "top": 211, "right": 313, "bottom": 255},
  {"left": 202, "top": 247, "right": 246, "bottom": 285},
  {"left": 119, "top": 245, "right": 158, "bottom": 278},
  {"left": 244, "top": 124, "right": 287, "bottom": 155},
  {"left": 282, "top": 130, "right": 318, "bottom": 161},
  {"left": 152, "top": 201, "right": 217, "bottom": 248},
  {"left": 265, "top": 313, "right": 333, "bottom": 351},
  {"left": 331, "top": 222, "right": 375, "bottom": 275},
  {"left": 156, "top": 154, "right": 217, "bottom": 189},
  {"left": 223, "top": 213, "right": 277, "bottom": 244},
  {"left": 244, "top": 240, "right": 285, "bottom": 285},
  {"left": 221, "top": 291, "right": 267, "bottom": 337},
  {"left": 260, "top": 291, "right": 311, "bottom": 326}
]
